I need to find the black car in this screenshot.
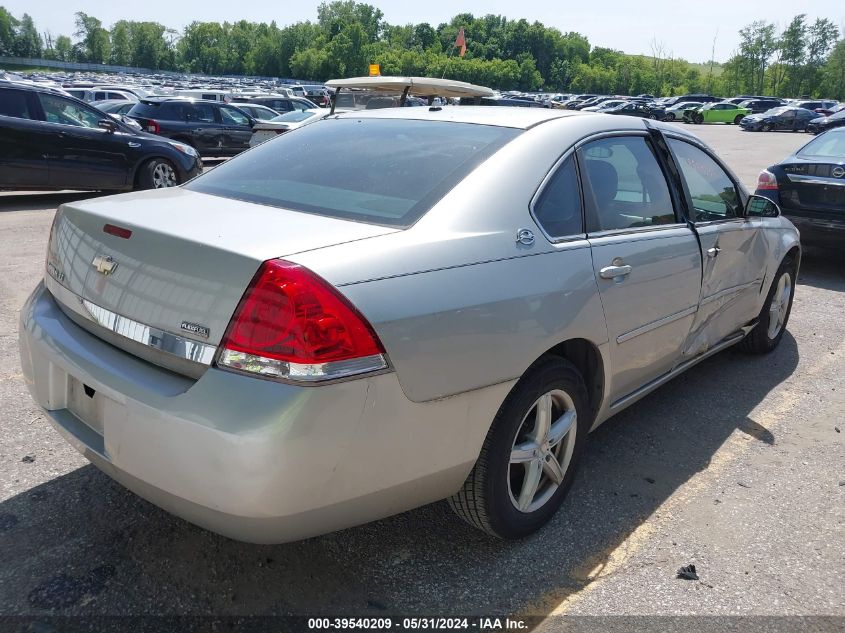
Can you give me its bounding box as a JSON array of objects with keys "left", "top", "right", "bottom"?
[
  {"left": 0, "top": 83, "right": 201, "bottom": 191},
  {"left": 756, "top": 128, "right": 845, "bottom": 247},
  {"left": 739, "top": 107, "right": 817, "bottom": 132},
  {"left": 808, "top": 109, "right": 845, "bottom": 135},
  {"left": 738, "top": 98, "right": 784, "bottom": 114},
  {"left": 602, "top": 101, "right": 662, "bottom": 119},
  {"left": 127, "top": 98, "right": 256, "bottom": 156}
]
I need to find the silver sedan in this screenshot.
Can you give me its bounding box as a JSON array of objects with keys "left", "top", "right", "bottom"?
[{"left": 20, "top": 107, "right": 800, "bottom": 543}]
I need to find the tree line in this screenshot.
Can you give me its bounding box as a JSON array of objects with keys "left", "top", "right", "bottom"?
[{"left": 1, "top": 2, "right": 843, "bottom": 98}]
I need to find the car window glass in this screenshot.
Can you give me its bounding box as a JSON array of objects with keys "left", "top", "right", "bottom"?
[
  {"left": 668, "top": 139, "right": 741, "bottom": 222},
  {"left": 220, "top": 106, "right": 249, "bottom": 126},
  {"left": 39, "top": 93, "right": 102, "bottom": 128},
  {"left": 186, "top": 103, "right": 215, "bottom": 122},
  {"left": 0, "top": 89, "right": 33, "bottom": 119},
  {"left": 533, "top": 155, "right": 583, "bottom": 239},
  {"left": 579, "top": 136, "right": 675, "bottom": 232},
  {"left": 797, "top": 133, "right": 845, "bottom": 158}
]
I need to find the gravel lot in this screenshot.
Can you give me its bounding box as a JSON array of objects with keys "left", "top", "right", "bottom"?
[{"left": 0, "top": 123, "right": 842, "bottom": 629}]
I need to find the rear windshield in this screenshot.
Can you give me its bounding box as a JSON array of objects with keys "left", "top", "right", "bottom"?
[
  {"left": 186, "top": 118, "right": 519, "bottom": 227},
  {"left": 797, "top": 132, "right": 845, "bottom": 158}
]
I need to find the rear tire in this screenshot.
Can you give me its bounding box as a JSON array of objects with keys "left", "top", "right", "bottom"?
[
  {"left": 137, "top": 158, "right": 179, "bottom": 190},
  {"left": 448, "top": 357, "right": 590, "bottom": 539},
  {"left": 734, "top": 115, "right": 744, "bottom": 124},
  {"left": 739, "top": 256, "right": 796, "bottom": 354}
]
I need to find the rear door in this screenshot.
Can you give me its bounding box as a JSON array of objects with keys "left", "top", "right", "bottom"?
[
  {"left": 580, "top": 133, "right": 702, "bottom": 403},
  {"left": 0, "top": 88, "right": 50, "bottom": 188},
  {"left": 665, "top": 136, "right": 766, "bottom": 355},
  {"left": 36, "top": 92, "right": 130, "bottom": 190}
]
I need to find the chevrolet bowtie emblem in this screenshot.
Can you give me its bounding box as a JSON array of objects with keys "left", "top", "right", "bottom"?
[{"left": 92, "top": 254, "right": 118, "bottom": 276}]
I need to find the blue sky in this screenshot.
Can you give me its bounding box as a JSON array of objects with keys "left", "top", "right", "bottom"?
[{"left": 7, "top": 0, "right": 841, "bottom": 63}]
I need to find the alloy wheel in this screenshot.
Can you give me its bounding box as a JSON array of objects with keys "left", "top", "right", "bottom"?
[
  {"left": 508, "top": 390, "right": 578, "bottom": 513},
  {"left": 152, "top": 162, "right": 178, "bottom": 188},
  {"left": 767, "top": 272, "right": 792, "bottom": 339}
]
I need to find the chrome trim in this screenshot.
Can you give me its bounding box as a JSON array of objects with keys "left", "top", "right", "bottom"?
[
  {"left": 616, "top": 305, "right": 697, "bottom": 344},
  {"left": 699, "top": 279, "right": 761, "bottom": 307},
  {"left": 587, "top": 223, "right": 689, "bottom": 240},
  {"left": 786, "top": 173, "right": 845, "bottom": 188},
  {"left": 610, "top": 329, "right": 747, "bottom": 411},
  {"left": 80, "top": 300, "right": 217, "bottom": 365}
]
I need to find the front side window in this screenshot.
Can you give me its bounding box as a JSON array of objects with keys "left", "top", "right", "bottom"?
[
  {"left": 533, "top": 155, "right": 583, "bottom": 239},
  {"left": 39, "top": 93, "right": 103, "bottom": 128},
  {"left": 220, "top": 106, "right": 250, "bottom": 126},
  {"left": 578, "top": 136, "right": 676, "bottom": 232},
  {"left": 186, "top": 118, "right": 518, "bottom": 227},
  {"left": 668, "top": 138, "right": 742, "bottom": 222}
]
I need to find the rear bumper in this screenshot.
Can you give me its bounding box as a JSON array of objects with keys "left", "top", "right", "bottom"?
[
  {"left": 781, "top": 212, "right": 844, "bottom": 246},
  {"left": 19, "top": 282, "right": 512, "bottom": 543}
]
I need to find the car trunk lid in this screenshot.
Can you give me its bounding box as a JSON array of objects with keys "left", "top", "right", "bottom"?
[
  {"left": 779, "top": 160, "right": 845, "bottom": 216},
  {"left": 45, "top": 187, "right": 398, "bottom": 375}
]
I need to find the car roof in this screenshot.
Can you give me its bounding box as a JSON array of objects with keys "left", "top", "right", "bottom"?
[{"left": 333, "top": 105, "right": 591, "bottom": 129}]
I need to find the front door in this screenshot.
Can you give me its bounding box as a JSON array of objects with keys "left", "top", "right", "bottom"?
[
  {"left": 218, "top": 105, "right": 253, "bottom": 152},
  {"left": 184, "top": 102, "right": 220, "bottom": 155},
  {"left": 36, "top": 92, "right": 129, "bottom": 190},
  {"left": 580, "top": 134, "right": 702, "bottom": 403},
  {"left": 665, "top": 136, "right": 766, "bottom": 358}
]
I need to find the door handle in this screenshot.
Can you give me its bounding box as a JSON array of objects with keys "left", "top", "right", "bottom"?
[
  {"left": 707, "top": 247, "right": 721, "bottom": 258},
  {"left": 194, "top": 128, "right": 205, "bottom": 133},
  {"left": 599, "top": 264, "right": 632, "bottom": 279}
]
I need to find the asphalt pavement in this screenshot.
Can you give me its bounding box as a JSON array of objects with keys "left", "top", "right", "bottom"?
[{"left": 0, "top": 125, "right": 842, "bottom": 629}]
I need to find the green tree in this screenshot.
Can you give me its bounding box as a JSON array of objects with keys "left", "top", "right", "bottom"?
[
  {"left": 74, "top": 12, "right": 110, "bottom": 63},
  {"left": 14, "top": 13, "right": 41, "bottom": 57},
  {"left": 0, "top": 7, "right": 18, "bottom": 56},
  {"left": 53, "top": 34, "right": 74, "bottom": 61}
]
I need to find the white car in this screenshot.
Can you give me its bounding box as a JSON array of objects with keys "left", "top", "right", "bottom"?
[
  {"left": 663, "top": 101, "right": 704, "bottom": 121},
  {"left": 249, "top": 108, "right": 347, "bottom": 146},
  {"left": 582, "top": 99, "right": 628, "bottom": 112}
]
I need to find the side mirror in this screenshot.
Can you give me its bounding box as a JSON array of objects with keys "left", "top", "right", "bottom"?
[
  {"left": 746, "top": 194, "right": 780, "bottom": 218},
  {"left": 98, "top": 118, "right": 118, "bottom": 133}
]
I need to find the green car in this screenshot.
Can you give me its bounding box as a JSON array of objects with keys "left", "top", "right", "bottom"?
[{"left": 683, "top": 102, "right": 752, "bottom": 125}]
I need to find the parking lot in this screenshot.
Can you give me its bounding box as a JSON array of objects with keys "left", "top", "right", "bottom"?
[{"left": 1, "top": 124, "right": 843, "bottom": 628}]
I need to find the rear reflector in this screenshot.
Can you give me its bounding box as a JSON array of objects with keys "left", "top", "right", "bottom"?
[
  {"left": 216, "top": 259, "right": 387, "bottom": 382},
  {"left": 756, "top": 169, "right": 778, "bottom": 191},
  {"left": 103, "top": 223, "right": 132, "bottom": 239}
]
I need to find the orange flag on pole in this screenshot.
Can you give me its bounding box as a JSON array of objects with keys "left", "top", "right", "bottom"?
[{"left": 454, "top": 27, "right": 467, "bottom": 57}]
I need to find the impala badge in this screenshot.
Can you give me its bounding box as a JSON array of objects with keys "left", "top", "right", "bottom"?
[
  {"left": 180, "top": 321, "right": 210, "bottom": 339},
  {"left": 92, "top": 254, "right": 118, "bottom": 276}
]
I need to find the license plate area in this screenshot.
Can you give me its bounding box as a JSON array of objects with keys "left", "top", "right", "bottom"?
[{"left": 67, "top": 375, "right": 105, "bottom": 436}]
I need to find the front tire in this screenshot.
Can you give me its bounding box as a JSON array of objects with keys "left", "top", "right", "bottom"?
[
  {"left": 693, "top": 113, "right": 704, "bottom": 124},
  {"left": 137, "top": 158, "right": 179, "bottom": 190},
  {"left": 761, "top": 123, "right": 772, "bottom": 132},
  {"left": 739, "top": 256, "right": 796, "bottom": 354},
  {"left": 449, "top": 357, "right": 590, "bottom": 539}
]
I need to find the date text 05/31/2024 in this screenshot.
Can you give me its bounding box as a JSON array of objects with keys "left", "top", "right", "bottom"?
[{"left": 307, "top": 617, "right": 529, "bottom": 630}]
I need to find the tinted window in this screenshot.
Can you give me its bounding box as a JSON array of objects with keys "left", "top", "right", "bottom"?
[
  {"left": 533, "top": 155, "right": 583, "bottom": 239},
  {"left": 186, "top": 103, "right": 215, "bottom": 122},
  {"left": 39, "top": 93, "right": 102, "bottom": 128},
  {"left": 579, "top": 136, "right": 675, "bottom": 232},
  {"left": 186, "top": 118, "right": 519, "bottom": 227},
  {"left": 668, "top": 138, "right": 741, "bottom": 221},
  {"left": 0, "top": 89, "right": 33, "bottom": 119}
]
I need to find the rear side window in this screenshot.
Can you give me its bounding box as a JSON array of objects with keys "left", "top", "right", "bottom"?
[
  {"left": 0, "top": 89, "right": 33, "bottom": 119},
  {"left": 186, "top": 118, "right": 519, "bottom": 227},
  {"left": 532, "top": 155, "right": 583, "bottom": 239},
  {"left": 578, "top": 136, "right": 676, "bottom": 232},
  {"left": 668, "top": 138, "right": 742, "bottom": 222}
]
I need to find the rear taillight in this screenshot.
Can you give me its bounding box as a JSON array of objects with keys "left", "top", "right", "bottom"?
[
  {"left": 145, "top": 119, "right": 160, "bottom": 134},
  {"left": 756, "top": 169, "right": 778, "bottom": 191},
  {"left": 216, "top": 259, "right": 387, "bottom": 382}
]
